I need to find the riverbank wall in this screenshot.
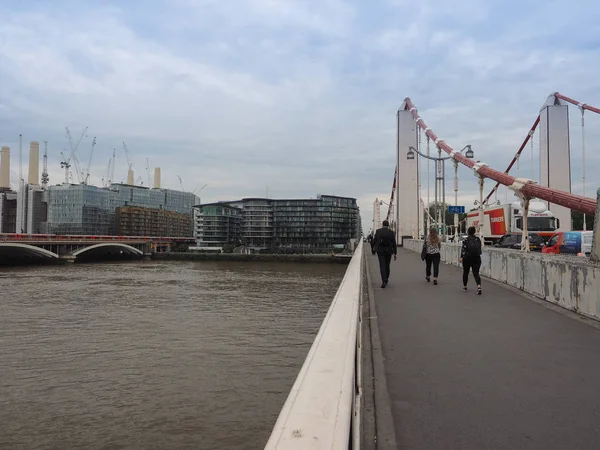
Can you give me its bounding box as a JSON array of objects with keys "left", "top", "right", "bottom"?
[{"left": 152, "top": 252, "right": 352, "bottom": 264}]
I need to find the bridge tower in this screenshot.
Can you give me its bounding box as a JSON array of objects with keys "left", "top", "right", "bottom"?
[
  {"left": 395, "top": 108, "right": 420, "bottom": 243},
  {"left": 539, "top": 94, "right": 572, "bottom": 231},
  {"left": 373, "top": 198, "right": 382, "bottom": 232}
]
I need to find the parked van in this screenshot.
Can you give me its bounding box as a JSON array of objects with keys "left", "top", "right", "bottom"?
[{"left": 541, "top": 231, "right": 593, "bottom": 256}]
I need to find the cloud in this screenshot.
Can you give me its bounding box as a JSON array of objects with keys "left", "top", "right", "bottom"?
[{"left": 0, "top": 0, "right": 599, "bottom": 234}]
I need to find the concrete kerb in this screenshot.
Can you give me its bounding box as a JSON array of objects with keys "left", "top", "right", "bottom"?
[
  {"left": 359, "top": 255, "right": 376, "bottom": 448},
  {"left": 364, "top": 251, "right": 398, "bottom": 450}
]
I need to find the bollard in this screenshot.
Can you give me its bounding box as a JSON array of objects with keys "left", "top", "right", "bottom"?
[{"left": 591, "top": 187, "right": 600, "bottom": 262}]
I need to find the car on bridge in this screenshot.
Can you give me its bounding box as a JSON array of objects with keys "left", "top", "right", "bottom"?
[{"left": 493, "top": 232, "right": 544, "bottom": 251}]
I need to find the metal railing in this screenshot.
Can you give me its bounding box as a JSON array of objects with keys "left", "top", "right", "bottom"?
[{"left": 265, "top": 241, "right": 364, "bottom": 449}]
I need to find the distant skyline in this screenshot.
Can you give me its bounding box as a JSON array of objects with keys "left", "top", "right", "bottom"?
[{"left": 1, "top": 0, "right": 599, "bottom": 233}]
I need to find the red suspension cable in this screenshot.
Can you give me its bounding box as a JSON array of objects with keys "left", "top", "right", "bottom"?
[
  {"left": 386, "top": 166, "right": 397, "bottom": 221},
  {"left": 483, "top": 115, "right": 540, "bottom": 204},
  {"left": 554, "top": 92, "right": 600, "bottom": 115},
  {"left": 402, "top": 97, "right": 597, "bottom": 216},
  {"left": 483, "top": 92, "right": 599, "bottom": 203}
]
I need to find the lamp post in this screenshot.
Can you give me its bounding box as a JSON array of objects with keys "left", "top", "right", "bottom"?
[
  {"left": 379, "top": 200, "right": 394, "bottom": 234},
  {"left": 453, "top": 145, "right": 474, "bottom": 240},
  {"left": 407, "top": 145, "right": 473, "bottom": 240}
]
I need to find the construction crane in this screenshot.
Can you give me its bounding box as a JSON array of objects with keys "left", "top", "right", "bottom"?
[
  {"left": 83, "top": 137, "right": 97, "bottom": 185},
  {"left": 41, "top": 141, "right": 49, "bottom": 188},
  {"left": 60, "top": 151, "right": 72, "bottom": 183},
  {"left": 146, "top": 158, "right": 151, "bottom": 187},
  {"left": 110, "top": 147, "right": 116, "bottom": 185},
  {"left": 192, "top": 184, "right": 208, "bottom": 195},
  {"left": 65, "top": 126, "right": 88, "bottom": 184},
  {"left": 102, "top": 157, "right": 112, "bottom": 187},
  {"left": 177, "top": 175, "right": 184, "bottom": 192},
  {"left": 122, "top": 142, "right": 132, "bottom": 170}
]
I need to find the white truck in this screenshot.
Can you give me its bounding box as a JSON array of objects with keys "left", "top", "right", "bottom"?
[{"left": 466, "top": 201, "right": 559, "bottom": 244}]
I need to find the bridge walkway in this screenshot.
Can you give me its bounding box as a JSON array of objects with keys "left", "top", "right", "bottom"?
[{"left": 368, "top": 248, "right": 600, "bottom": 450}]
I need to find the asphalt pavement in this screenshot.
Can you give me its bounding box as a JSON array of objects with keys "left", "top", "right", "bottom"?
[{"left": 368, "top": 248, "right": 600, "bottom": 450}]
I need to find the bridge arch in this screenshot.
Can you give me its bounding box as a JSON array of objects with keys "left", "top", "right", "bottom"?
[
  {"left": 70, "top": 243, "right": 144, "bottom": 257},
  {"left": 0, "top": 243, "right": 59, "bottom": 258}
]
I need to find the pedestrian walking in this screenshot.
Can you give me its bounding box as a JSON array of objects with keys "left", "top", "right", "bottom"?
[
  {"left": 367, "top": 232, "right": 375, "bottom": 255},
  {"left": 422, "top": 228, "right": 441, "bottom": 284},
  {"left": 460, "top": 226, "right": 483, "bottom": 295},
  {"left": 373, "top": 220, "right": 397, "bottom": 288}
]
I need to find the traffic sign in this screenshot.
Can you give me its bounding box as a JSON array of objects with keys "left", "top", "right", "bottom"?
[{"left": 448, "top": 205, "right": 465, "bottom": 214}]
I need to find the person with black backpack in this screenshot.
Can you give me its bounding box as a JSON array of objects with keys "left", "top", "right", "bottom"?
[
  {"left": 373, "top": 220, "right": 397, "bottom": 288},
  {"left": 460, "top": 226, "right": 483, "bottom": 295}
]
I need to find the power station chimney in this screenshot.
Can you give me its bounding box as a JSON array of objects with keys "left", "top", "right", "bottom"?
[
  {"left": 127, "top": 168, "right": 134, "bottom": 185},
  {"left": 28, "top": 141, "right": 40, "bottom": 185},
  {"left": 153, "top": 167, "right": 161, "bottom": 189},
  {"left": 0, "top": 146, "right": 10, "bottom": 189}
]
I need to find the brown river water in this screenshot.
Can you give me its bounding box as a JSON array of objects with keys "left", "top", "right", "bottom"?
[{"left": 0, "top": 260, "right": 346, "bottom": 449}]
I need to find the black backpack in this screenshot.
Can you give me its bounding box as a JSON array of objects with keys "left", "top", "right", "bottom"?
[{"left": 466, "top": 236, "right": 482, "bottom": 256}]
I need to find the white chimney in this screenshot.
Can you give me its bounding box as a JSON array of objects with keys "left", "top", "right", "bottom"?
[
  {"left": 153, "top": 167, "right": 161, "bottom": 189},
  {"left": 28, "top": 141, "right": 40, "bottom": 185},
  {"left": 0, "top": 146, "right": 10, "bottom": 189},
  {"left": 127, "top": 168, "right": 134, "bottom": 185}
]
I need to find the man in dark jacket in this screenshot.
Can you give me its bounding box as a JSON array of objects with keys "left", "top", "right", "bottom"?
[
  {"left": 367, "top": 232, "right": 375, "bottom": 254},
  {"left": 373, "top": 220, "right": 397, "bottom": 288}
]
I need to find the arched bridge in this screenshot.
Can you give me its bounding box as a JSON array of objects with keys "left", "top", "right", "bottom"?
[{"left": 0, "top": 234, "right": 195, "bottom": 263}]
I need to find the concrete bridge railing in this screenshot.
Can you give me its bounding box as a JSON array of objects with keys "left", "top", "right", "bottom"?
[
  {"left": 265, "top": 241, "right": 364, "bottom": 449},
  {"left": 404, "top": 239, "right": 600, "bottom": 321}
]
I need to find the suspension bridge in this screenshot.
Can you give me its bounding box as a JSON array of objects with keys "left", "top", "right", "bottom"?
[
  {"left": 266, "top": 92, "right": 600, "bottom": 449},
  {"left": 379, "top": 91, "right": 597, "bottom": 249}
]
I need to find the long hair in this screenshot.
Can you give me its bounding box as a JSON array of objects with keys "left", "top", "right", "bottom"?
[{"left": 428, "top": 228, "right": 440, "bottom": 245}]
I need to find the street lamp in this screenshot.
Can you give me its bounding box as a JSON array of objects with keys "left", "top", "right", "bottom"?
[
  {"left": 379, "top": 200, "right": 395, "bottom": 234},
  {"left": 407, "top": 145, "right": 474, "bottom": 240},
  {"left": 452, "top": 145, "right": 474, "bottom": 240},
  {"left": 408, "top": 146, "right": 451, "bottom": 237}
]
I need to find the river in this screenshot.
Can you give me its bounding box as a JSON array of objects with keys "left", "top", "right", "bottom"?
[{"left": 0, "top": 260, "right": 346, "bottom": 449}]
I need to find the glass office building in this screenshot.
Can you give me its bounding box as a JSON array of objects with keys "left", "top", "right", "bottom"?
[
  {"left": 193, "top": 194, "right": 360, "bottom": 251},
  {"left": 47, "top": 183, "right": 198, "bottom": 235},
  {"left": 193, "top": 203, "right": 242, "bottom": 248}
]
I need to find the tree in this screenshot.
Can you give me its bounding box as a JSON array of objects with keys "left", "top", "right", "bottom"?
[
  {"left": 423, "top": 202, "right": 467, "bottom": 233},
  {"left": 572, "top": 211, "right": 595, "bottom": 231}
]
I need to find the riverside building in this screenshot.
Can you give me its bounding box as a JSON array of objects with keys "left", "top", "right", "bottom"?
[
  {"left": 47, "top": 183, "right": 198, "bottom": 236},
  {"left": 193, "top": 194, "right": 361, "bottom": 252}
]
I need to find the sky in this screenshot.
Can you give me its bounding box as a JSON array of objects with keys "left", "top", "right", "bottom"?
[{"left": 1, "top": 0, "right": 599, "bottom": 233}]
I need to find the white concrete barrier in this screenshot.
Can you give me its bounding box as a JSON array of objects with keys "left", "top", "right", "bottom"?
[
  {"left": 265, "top": 241, "right": 363, "bottom": 449},
  {"left": 404, "top": 239, "right": 600, "bottom": 322},
  {"left": 591, "top": 188, "right": 600, "bottom": 262}
]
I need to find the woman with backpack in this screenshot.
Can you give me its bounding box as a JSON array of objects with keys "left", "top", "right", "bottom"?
[
  {"left": 422, "top": 228, "right": 441, "bottom": 285},
  {"left": 460, "top": 226, "right": 483, "bottom": 295}
]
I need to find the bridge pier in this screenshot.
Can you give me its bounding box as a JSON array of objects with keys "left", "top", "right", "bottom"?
[{"left": 59, "top": 255, "right": 76, "bottom": 263}]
